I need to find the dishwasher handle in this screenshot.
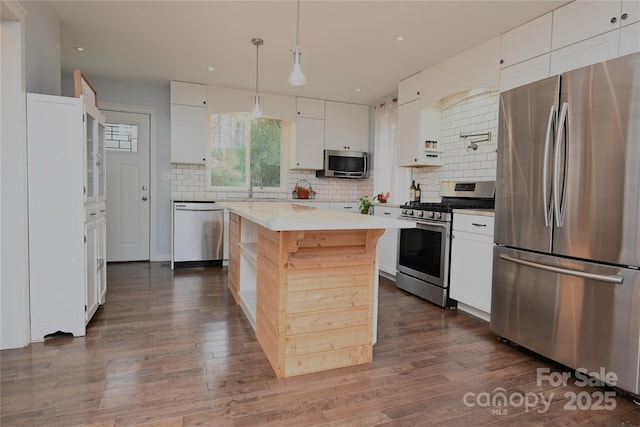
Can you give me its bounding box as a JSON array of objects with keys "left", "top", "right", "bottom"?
[{"left": 174, "top": 203, "right": 222, "bottom": 212}]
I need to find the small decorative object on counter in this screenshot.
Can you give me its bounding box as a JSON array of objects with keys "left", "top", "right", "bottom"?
[
  {"left": 293, "top": 179, "right": 316, "bottom": 199},
  {"left": 376, "top": 192, "right": 390, "bottom": 203},
  {"left": 359, "top": 196, "right": 373, "bottom": 215},
  {"left": 409, "top": 180, "right": 416, "bottom": 202},
  {"left": 360, "top": 192, "right": 391, "bottom": 214}
]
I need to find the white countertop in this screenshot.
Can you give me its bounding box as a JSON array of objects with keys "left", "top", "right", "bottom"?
[{"left": 220, "top": 202, "right": 416, "bottom": 231}]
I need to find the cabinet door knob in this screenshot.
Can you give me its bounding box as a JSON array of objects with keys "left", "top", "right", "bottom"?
[
  {"left": 621, "top": 13, "right": 628, "bottom": 20},
  {"left": 297, "top": 111, "right": 301, "bottom": 115},
  {"left": 499, "top": 59, "right": 504, "bottom": 64},
  {"left": 610, "top": 16, "right": 617, "bottom": 23},
  {"left": 142, "top": 196, "right": 148, "bottom": 201}
]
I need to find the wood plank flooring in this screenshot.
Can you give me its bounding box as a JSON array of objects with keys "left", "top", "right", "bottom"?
[{"left": 2, "top": 262, "right": 639, "bottom": 426}]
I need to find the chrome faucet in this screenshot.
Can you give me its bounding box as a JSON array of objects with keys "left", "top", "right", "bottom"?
[{"left": 248, "top": 171, "right": 263, "bottom": 198}]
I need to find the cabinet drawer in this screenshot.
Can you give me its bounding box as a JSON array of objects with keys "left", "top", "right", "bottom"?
[
  {"left": 452, "top": 214, "right": 494, "bottom": 235},
  {"left": 373, "top": 206, "right": 400, "bottom": 218}
]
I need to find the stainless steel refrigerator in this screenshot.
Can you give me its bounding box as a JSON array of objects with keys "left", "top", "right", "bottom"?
[{"left": 492, "top": 53, "right": 640, "bottom": 396}]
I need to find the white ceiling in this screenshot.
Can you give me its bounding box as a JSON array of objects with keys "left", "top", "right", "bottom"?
[{"left": 49, "top": 0, "right": 568, "bottom": 105}]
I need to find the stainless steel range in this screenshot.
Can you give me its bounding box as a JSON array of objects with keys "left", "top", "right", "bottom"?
[{"left": 396, "top": 181, "right": 495, "bottom": 307}]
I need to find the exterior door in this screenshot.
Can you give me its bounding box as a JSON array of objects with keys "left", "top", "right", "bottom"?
[
  {"left": 494, "top": 75, "right": 559, "bottom": 252},
  {"left": 104, "top": 110, "right": 150, "bottom": 261}
]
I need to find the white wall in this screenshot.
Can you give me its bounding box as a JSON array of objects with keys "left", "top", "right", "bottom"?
[
  {"left": 62, "top": 75, "right": 172, "bottom": 260},
  {"left": 1, "top": 1, "right": 29, "bottom": 349},
  {"left": 22, "top": 0, "right": 60, "bottom": 95}
]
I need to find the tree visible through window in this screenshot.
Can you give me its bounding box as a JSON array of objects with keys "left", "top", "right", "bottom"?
[{"left": 208, "top": 113, "right": 287, "bottom": 190}]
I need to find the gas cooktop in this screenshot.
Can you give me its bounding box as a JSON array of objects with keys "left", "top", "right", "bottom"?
[{"left": 400, "top": 180, "right": 495, "bottom": 221}]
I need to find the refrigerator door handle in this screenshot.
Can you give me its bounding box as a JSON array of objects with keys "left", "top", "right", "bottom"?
[
  {"left": 499, "top": 254, "right": 624, "bottom": 284},
  {"left": 542, "top": 104, "right": 556, "bottom": 227},
  {"left": 553, "top": 102, "right": 569, "bottom": 228}
]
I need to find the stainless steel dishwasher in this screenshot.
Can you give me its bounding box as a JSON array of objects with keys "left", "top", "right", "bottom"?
[{"left": 172, "top": 201, "right": 223, "bottom": 269}]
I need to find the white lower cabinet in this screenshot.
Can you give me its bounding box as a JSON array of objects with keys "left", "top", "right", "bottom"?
[
  {"left": 373, "top": 206, "right": 401, "bottom": 277},
  {"left": 97, "top": 210, "right": 107, "bottom": 304},
  {"left": 85, "top": 217, "right": 100, "bottom": 322},
  {"left": 449, "top": 213, "right": 494, "bottom": 322}
]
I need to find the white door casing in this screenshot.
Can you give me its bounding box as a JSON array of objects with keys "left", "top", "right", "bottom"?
[{"left": 104, "top": 110, "right": 150, "bottom": 261}]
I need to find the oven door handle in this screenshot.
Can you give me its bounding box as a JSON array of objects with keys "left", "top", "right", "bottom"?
[{"left": 416, "top": 221, "right": 448, "bottom": 230}]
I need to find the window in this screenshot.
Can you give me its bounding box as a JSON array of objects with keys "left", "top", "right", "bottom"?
[
  {"left": 208, "top": 113, "right": 290, "bottom": 191},
  {"left": 105, "top": 122, "right": 138, "bottom": 152}
]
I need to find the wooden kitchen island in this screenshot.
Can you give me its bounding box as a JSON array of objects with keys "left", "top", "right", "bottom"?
[{"left": 221, "top": 202, "right": 414, "bottom": 378}]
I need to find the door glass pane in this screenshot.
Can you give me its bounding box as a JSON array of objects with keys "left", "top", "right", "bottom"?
[
  {"left": 105, "top": 122, "right": 138, "bottom": 153},
  {"left": 86, "top": 113, "right": 95, "bottom": 198},
  {"left": 98, "top": 123, "right": 106, "bottom": 197}
]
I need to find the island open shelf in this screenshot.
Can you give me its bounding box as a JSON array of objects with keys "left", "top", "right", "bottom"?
[{"left": 222, "top": 202, "right": 414, "bottom": 378}]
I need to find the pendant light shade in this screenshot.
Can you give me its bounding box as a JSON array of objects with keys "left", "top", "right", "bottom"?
[
  {"left": 288, "top": 0, "right": 306, "bottom": 86},
  {"left": 252, "top": 38, "right": 264, "bottom": 118}
]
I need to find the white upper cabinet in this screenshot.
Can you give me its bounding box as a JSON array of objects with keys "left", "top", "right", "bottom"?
[
  {"left": 170, "top": 104, "right": 207, "bottom": 164},
  {"left": 550, "top": 30, "right": 620, "bottom": 75},
  {"left": 170, "top": 81, "right": 207, "bottom": 164},
  {"left": 398, "top": 72, "right": 422, "bottom": 105},
  {"left": 324, "top": 101, "right": 369, "bottom": 152},
  {"left": 620, "top": 22, "right": 640, "bottom": 56},
  {"left": 397, "top": 103, "right": 442, "bottom": 167},
  {"left": 346, "top": 103, "right": 370, "bottom": 152},
  {"left": 500, "top": 13, "right": 552, "bottom": 68},
  {"left": 500, "top": 54, "right": 551, "bottom": 92},
  {"left": 552, "top": 1, "right": 625, "bottom": 50},
  {"left": 170, "top": 81, "right": 207, "bottom": 106},
  {"left": 621, "top": 0, "right": 640, "bottom": 26},
  {"left": 296, "top": 97, "right": 325, "bottom": 119},
  {"left": 291, "top": 117, "right": 324, "bottom": 170},
  {"left": 292, "top": 97, "right": 326, "bottom": 169}
]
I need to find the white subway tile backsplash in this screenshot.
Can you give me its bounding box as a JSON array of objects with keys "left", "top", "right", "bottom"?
[
  {"left": 412, "top": 90, "right": 498, "bottom": 201},
  {"left": 169, "top": 165, "right": 371, "bottom": 202}
]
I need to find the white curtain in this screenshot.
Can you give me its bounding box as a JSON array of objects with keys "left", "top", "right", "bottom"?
[{"left": 373, "top": 98, "right": 410, "bottom": 204}]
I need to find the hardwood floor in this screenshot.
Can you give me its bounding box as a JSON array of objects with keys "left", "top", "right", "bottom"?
[{"left": 2, "top": 262, "right": 639, "bottom": 426}]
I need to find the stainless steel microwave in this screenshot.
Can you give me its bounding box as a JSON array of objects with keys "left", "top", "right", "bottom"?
[{"left": 318, "top": 150, "right": 369, "bottom": 179}]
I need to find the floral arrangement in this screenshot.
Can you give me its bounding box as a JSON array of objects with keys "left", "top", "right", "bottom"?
[
  {"left": 293, "top": 179, "right": 317, "bottom": 199},
  {"left": 376, "top": 192, "right": 390, "bottom": 203},
  {"left": 359, "top": 192, "right": 391, "bottom": 214},
  {"left": 359, "top": 196, "right": 373, "bottom": 214}
]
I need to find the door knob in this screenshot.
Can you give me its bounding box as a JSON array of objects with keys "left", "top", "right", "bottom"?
[{"left": 142, "top": 196, "right": 148, "bottom": 201}]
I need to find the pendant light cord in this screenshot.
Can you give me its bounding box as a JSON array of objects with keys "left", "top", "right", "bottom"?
[
  {"left": 295, "top": 0, "right": 300, "bottom": 48},
  {"left": 252, "top": 38, "right": 263, "bottom": 95}
]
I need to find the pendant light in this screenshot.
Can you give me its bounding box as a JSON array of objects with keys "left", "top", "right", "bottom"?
[
  {"left": 251, "top": 37, "right": 264, "bottom": 118},
  {"left": 288, "top": 0, "right": 306, "bottom": 86}
]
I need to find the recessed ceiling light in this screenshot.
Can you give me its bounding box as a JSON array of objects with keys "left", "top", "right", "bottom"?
[
  {"left": 355, "top": 88, "right": 361, "bottom": 92},
  {"left": 74, "top": 46, "right": 85, "bottom": 52},
  {"left": 396, "top": 36, "right": 405, "bottom": 42},
  {"left": 208, "top": 66, "right": 215, "bottom": 72}
]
